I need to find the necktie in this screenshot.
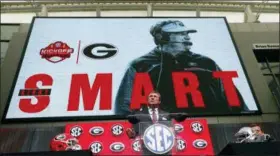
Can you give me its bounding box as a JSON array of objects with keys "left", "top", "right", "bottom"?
[{"left": 152, "top": 109, "right": 157, "bottom": 123}]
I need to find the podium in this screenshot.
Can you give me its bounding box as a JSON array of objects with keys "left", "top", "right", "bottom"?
[
  {"left": 138, "top": 121, "right": 174, "bottom": 155},
  {"left": 218, "top": 141, "right": 280, "bottom": 156}
]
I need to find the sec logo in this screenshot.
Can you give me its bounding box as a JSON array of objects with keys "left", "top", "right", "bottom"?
[
  {"left": 111, "top": 124, "right": 124, "bottom": 136},
  {"left": 176, "top": 139, "right": 186, "bottom": 151},
  {"left": 89, "top": 142, "right": 103, "bottom": 154},
  {"left": 89, "top": 126, "right": 104, "bottom": 136},
  {"left": 191, "top": 121, "right": 203, "bottom": 133},
  {"left": 143, "top": 124, "right": 175, "bottom": 155},
  {"left": 193, "top": 139, "right": 207, "bottom": 149},
  {"left": 132, "top": 140, "right": 141, "bottom": 152},
  {"left": 69, "top": 125, "right": 83, "bottom": 137}
]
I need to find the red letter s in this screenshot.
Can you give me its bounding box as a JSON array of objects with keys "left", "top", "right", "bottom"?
[{"left": 19, "top": 74, "right": 53, "bottom": 113}]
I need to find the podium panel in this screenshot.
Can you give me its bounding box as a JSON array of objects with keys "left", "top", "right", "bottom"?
[{"left": 65, "top": 119, "right": 214, "bottom": 155}]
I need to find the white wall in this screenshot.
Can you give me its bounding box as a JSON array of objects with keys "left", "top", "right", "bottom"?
[
  {"left": 101, "top": 11, "right": 147, "bottom": 16},
  {"left": 49, "top": 11, "right": 97, "bottom": 17},
  {"left": 200, "top": 12, "right": 244, "bottom": 23},
  {"left": 258, "top": 13, "right": 280, "bottom": 23},
  {"left": 1, "top": 13, "right": 36, "bottom": 23},
  {"left": 153, "top": 11, "right": 195, "bottom": 17}
]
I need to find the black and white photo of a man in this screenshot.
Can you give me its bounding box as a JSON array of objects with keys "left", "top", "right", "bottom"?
[{"left": 115, "top": 20, "right": 248, "bottom": 116}]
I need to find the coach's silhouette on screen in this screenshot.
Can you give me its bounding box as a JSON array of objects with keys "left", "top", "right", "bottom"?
[{"left": 115, "top": 20, "right": 248, "bottom": 116}]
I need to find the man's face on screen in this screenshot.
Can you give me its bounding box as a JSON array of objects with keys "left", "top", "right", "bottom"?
[
  {"left": 161, "top": 31, "right": 192, "bottom": 55},
  {"left": 148, "top": 92, "right": 161, "bottom": 106}
]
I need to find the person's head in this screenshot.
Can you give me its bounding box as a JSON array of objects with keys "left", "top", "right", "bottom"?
[
  {"left": 250, "top": 124, "right": 264, "bottom": 135},
  {"left": 150, "top": 20, "right": 197, "bottom": 55},
  {"left": 147, "top": 91, "right": 161, "bottom": 108}
]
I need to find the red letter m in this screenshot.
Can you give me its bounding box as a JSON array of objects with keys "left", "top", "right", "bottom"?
[{"left": 67, "top": 73, "right": 112, "bottom": 111}]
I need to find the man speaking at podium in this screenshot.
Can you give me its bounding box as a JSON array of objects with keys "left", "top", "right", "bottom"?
[
  {"left": 127, "top": 91, "right": 186, "bottom": 155},
  {"left": 127, "top": 91, "right": 171, "bottom": 137}
]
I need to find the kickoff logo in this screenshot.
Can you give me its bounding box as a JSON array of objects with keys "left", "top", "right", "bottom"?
[
  {"left": 40, "top": 41, "right": 74, "bottom": 63},
  {"left": 143, "top": 124, "right": 175, "bottom": 155}
]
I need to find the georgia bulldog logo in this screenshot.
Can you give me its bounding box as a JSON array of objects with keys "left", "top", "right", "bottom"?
[
  {"left": 89, "top": 126, "right": 104, "bottom": 136},
  {"left": 53, "top": 134, "right": 66, "bottom": 141},
  {"left": 174, "top": 124, "right": 184, "bottom": 133},
  {"left": 193, "top": 139, "right": 208, "bottom": 149},
  {"left": 110, "top": 142, "right": 125, "bottom": 152},
  {"left": 40, "top": 41, "right": 74, "bottom": 63}
]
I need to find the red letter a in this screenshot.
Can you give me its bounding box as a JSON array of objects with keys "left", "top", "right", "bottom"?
[
  {"left": 172, "top": 72, "right": 205, "bottom": 108},
  {"left": 67, "top": 73, "right": 112, "bottom": 111},
  {"left": 130, "top": 73, "right": 154, "bottom": 110}
]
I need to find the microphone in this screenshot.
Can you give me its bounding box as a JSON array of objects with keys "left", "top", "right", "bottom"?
[
  {"left": 127, "top": 114, "right": 140, "bottom": 124},
  {"left": 169, "top": 113, "right": 189, "bottom": 122}
]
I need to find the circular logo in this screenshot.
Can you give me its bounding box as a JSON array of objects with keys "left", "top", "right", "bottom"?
[
  {"left": 67, "top": 144, "right": 82, "bottom": 151},
  {"left": 110, "top": 142, "right": 125, "bottom": 152},
  {"left": 54, "top": 134, "right": 66, "bottom": 141},
  {"left": 111, "top": 124, "right": 124, "bottom": 136},
  {"left": 143, "top": 124, "right": 175, "bottom": 155},
  {"left": 72, "top": 144, "right": 82, "bottom": 150},
  {"left": 89, "top": 142, "right": 103, "bottom": 154},
  {"left": 193, "top": 139, "right": 207, "bottom": 149},
  {"left": 89, "top": 126, "right": 104, "bottom": 136},
  {"left": 132, "top": 140, "right": 141, "bottom": 152},
  {"left": 70, "top": 126, "right": 83, "bottom": 137},
  {"left": 174, "top": 124, "right": 184, "bottom": 133},
  {"left": 191, "top": 122, "right": 203, "bottom": 133},
  {"left": 176, "top": 139, "right": 186, "bottom": 151}
]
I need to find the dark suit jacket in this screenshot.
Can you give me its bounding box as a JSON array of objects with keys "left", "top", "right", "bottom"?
[{"left": 129, "top": 106, "right": 172, "bottom": 136}]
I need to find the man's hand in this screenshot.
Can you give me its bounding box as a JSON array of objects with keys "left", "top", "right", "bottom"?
[{"left": 126, "top": 128, "right": 136, "bottom": 139}]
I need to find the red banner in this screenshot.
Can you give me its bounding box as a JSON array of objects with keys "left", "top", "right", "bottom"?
[{"left": 65, "top": 119, "right": 213, "bottom": 155}]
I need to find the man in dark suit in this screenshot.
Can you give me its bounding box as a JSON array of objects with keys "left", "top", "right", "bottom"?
[
  {"left": 250, "top": 124, "right": 275, "bottom": 142},
  {"left": 126, "top": 91, "right": 186, "bottom": 155},
  {"left": 127, "top": 90, "right": 187, "bottom": 136},
  {"left": 127, "top": 91, "right": 171, "bottom": 136}
]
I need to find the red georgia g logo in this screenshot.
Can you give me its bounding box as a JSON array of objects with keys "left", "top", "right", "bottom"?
[{"left": 40, "top": 41, "right": 74, "bottom": 63}]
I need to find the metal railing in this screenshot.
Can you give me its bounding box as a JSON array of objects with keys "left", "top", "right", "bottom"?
[{"left": 1, "top": 1, "right": 279, "bottom": 13}]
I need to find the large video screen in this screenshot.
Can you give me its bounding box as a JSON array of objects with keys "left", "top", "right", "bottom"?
[{"left": 2, "top": 17, "right": 261, "bottom": 122}]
